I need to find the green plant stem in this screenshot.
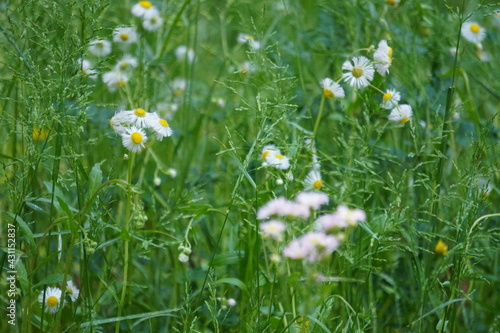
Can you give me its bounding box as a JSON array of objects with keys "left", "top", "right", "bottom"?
[
  {"left": 311, "top": 95, "right": 325, "bottom": 150},
  {"left": 115, "top": 154, "right": 134, "bottom": 333}
]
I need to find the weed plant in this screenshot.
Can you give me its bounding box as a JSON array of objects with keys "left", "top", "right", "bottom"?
[{"left": 1, "top": 0, "right": 499, "bottom": 332}]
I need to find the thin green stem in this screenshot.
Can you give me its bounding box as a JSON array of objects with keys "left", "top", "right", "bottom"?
[
  {"left": 115, "top": 153, "right": 134, "bottom": 333},
  {"left": 311, "top": 95, "right": 326, "bottom": 150}
]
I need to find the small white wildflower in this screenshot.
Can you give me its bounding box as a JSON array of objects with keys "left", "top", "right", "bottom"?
[
  {"left": 380, "top": 89, "right": 401, "bottom": 110},
  {"left": 38, "top": 287, "right": 62, "bottom": 314},
  {"left": 142, "top": 10, "right": 163, "bottom": 32},
  {"left": 114, "top": 56, "right": 138, "bottom": 72},
  {"left": 102, "top": 70, "right": 128, "bottom": 92},
  {"left": 320, "top": 78, "right": 345, "bottom": 99},
  {"left": 121, "top": 127, "right": 148, "bottom": 153},
  {"left": 112, "top": 27, "right": 138, "bottom": 44},
  {"left": 373, "top": 40, "right": 393, "bottom": 76},
  {"left": 88, "top": 39, "right": 112, "bottom": 57},
  {"left": 305, "top": 169, "right": 323, "bottom": 190},
  {"left": 79, "top": 59, "right": 97, "bottom": 79},
  {"left": 388, "top": 104, "right": 413, "bottom": 124},
  {"left": 295, "top": 191, "right": 329, "bottom": 210},
  {"left": 461, "top": 21, "right": 486, "bottom": 44},
  {"left": 342, "top": 56, "right": 374, "bottom": 89},
  {"left": 175, "top": 45, "right": 195, "bottom": 63},
  {"left": 259, "top": 220, "right": 286, "bottom": 240},
  {"left": 131, "top": 1, "right": 157, "bottom": 18},
  {"left": 66, "top": 280, "right": 80, "bottom": 302}
]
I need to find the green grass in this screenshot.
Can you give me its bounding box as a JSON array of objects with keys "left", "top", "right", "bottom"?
[{"left": 1, "top": 0, "right": 500, "bottom": 332}]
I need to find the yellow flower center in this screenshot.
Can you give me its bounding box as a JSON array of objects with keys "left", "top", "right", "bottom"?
[
  {"left": 159, "top": 119, "right": 169, "bottom": 127},
  {"left": 120, "top": 33, "right": 129, "bottom": 41},
  {"left": 117, "top": 80, "right": 126, "bottom": 87},
  {"left": 470, "top": 24, "right": 480, "bottom": 34},
  {"left": 140, "top": 1, "right": 152, "bottom": 9},
  {"left": 323, "top": 88, "right": 334, "bottom": 98},
  {"left": 150, "top": 17, "right": 158, "bottom": 24},
  {"left": 351, "top": 67, "right": 364, "bottom": 78},
  {"left": 399, "top": 117, "right": 410, "bottom": 124},
  {"left": 313, "top": 180, "right": 323, "bottom": 189},
  {"left": 47, "top": 296, "right": 58, "bottom": 307},
  {"left": 174, "top": 89, "right": 182, "bottom": 96},
  {"left": 383, "top": 92, "right": 392, "bottom": 101},
  {"left": 385, "top": 0, "right": 396, "bottom": 5},
  {"left": 131, "top": 132, "right": 143, "bottom": 144},
  {"left": 119, "top": 62, "right": 129, "bottom": 70},
  {"left": 275, "top": 154, "right": 284, "bottom": 160},
  {"left": 262, "top": 151, "right": 270, "bottom": 160},
  {"left": 134, "top": 108, "right": 146, "bottom": 117},
  {"left": 434, "top": 239, "right": 448, "bottom": 256},
  {"left": 388, "top": 47, "right": 393, "bottom": 64}
]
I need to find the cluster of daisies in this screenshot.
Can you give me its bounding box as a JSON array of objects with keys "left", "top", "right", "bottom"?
[
  {"left": 321, "top": 40, "right": 413, "bottom": 125},
  {"left": 38, "top": 281, "right": 79, "bottom": 314},
  {"left": 258, "top": 192, "right": 366, "bottom": 263},
  {"left": 110, "top": 107, "right": 173, "bottom": 153},
  {"left": 80, "top": 1, "right": 164, "bottom": 92},
  {"left": 260, "top": 143, "right": 325, "bottom": 191}
]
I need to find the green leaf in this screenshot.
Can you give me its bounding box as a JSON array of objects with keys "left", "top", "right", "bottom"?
[
  {"left": 212, "top": 251, "right": 243, "bottom": 266},
  {"left": 87, "top": 162, "right": 103, "bottom": 201},
  {"left": 214, "top": 277, "right": 249, "bottom": 294},
  {"left": 6, "top": 213, "right": 35, "bottom": 250},
  {"left": 16, "top": 260, "right": 29, "bottom": 294},
  {"left": 56, "top": 196, "right": 78, "bottom": 237},
  {"left": 32, "top": 273, "right": 69, "bottom": 289}
]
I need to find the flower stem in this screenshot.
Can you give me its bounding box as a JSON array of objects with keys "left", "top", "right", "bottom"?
[
  {"left": 115, "top": 154, "right": 134, "bottom": 333},
  {"left": 311, "top": 95, "right": 325, "bottom": 150}
]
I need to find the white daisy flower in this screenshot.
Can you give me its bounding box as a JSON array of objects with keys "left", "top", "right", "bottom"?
[
  {"left": 79, "top": 59, "right": 97, "bottom": 79},
  {"left": 121, "top": 127, "right": 148, "bottom": 153},
  {"left": 172, "top": 78, "right": 187, "bottom": 96},
  {"left": 120, "top": 108, "right": 156, "bottom": 128},
  {"left": 66, "top": 280, "right": 80, "bottom": 302},
  {"left": 373, "top": 40, "right": 393, "bottom": 76},
  {"left": 112, "top": 27, "right": 138, "bottom": 44},
  {"left": 341, "top": 56, "right": 374, "bottom": 89},
  {"left": 305, "top": 169, "right": 323, "bottom": 190},
  {"left": 259, "top": 220, "right": 286, "bottom": 240},
  {"left": 175, "top": 45, "right": 195, "bottom": 63},
  {"left": 88, "top": 39, "right": 112, "bottom": 57},
  {"left": 320, "top": 78, "right": 345, "bottom": 99},
  {"left": 238, "top": 61, "right": 256, "bottom": 75},
  {"left": 102, "top": 70, "right": 128, "bottom": 92},
  {"left": 131, "top": 1, "right": 157, "bottom": 18},
  {"left": 261, "top": 145, "right": 290, "bottom": 170},
  {"left": 295, "top": 191, "right": 329, "bottom": 210},
  {"left": 148, "top": 113, "right": 173, "bottom": 140},
  {"left": 335, "top": 205, "right": 366, "bottom": 227},
  {"left": 380, "top": 89, "right": 401, "bottom": 109},
  {"left": 282, "top": 239, "right": 309, "bottom": 260},
  {"left": 142, "top": 10, "right": 163, "bottom": 32},
  {"left": 389, "top": 104, "right": 413, "bottom": 124},
  {"left": 237, "top": 33, "right": 261, "bottom": 50},
  {"left": 261, "top": 144, "right": 281, "bottom": 161},
  {"left": 475, "top": 44, "right": 490, "bottom": 62},
  {"left": 461, "top": 21, "right": 486, "bottom": 44},
  {"left": 38, "top": 287, "right": 62, "bottom": 314},
  {"left": 257, "top": 197, "right": 310, "bottom": 220},
  {"left": 283, "top": 232, "right": 339, "bottom": 262},
  {"left": 266, "top": 153, "right": 290, "bottom": 170},
  {"left": 316, "top": 213, "right": 349, "bottom": 232},
  {"left": 114, "top": 55, "right": 138, "bottom": 72}
]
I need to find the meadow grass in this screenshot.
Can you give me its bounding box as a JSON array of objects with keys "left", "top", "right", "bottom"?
[{"left": 1, "top": 0, "right": 499, "bottom": 332}]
